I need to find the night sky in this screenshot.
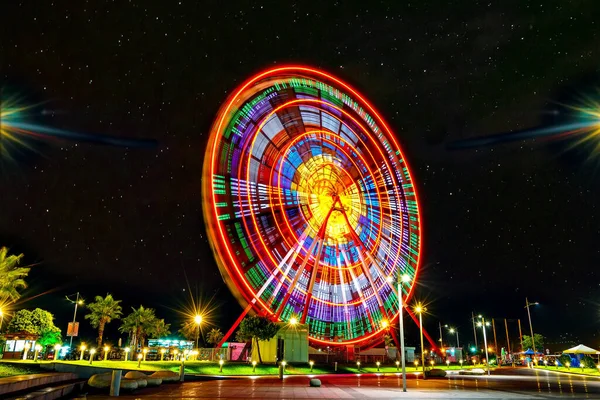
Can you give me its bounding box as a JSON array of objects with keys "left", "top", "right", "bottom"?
[{"left": 2, "top": 1, "right": 599, "bottom": 349}]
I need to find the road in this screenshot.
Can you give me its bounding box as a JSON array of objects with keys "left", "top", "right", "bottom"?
[{"left": 87, "top": 368, "right": 600, "bottom": 399}]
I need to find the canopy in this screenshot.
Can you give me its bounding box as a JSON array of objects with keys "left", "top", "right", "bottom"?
[
  {"left": 521, "top": 348, "right": 543, "bottom": 355},
  {"left": 562, "top": 344, "right": 600, "bottom": 355}
]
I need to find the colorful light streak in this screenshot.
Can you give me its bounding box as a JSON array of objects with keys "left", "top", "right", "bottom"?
[
  {"left": 202, "top": 66, "right": 422, "bottom": 346},
  {"left": 0, "top": 94, "right": 157, "bottom": 161},
  {"left": 448, "top": 95, "right": 600, "bottom": 154}
]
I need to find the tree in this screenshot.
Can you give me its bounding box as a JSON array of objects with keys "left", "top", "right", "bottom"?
[
  {"left": 85, "top": 294, "right": 123, "bottom": 347},
  {"left": 6, "top": 308, "right": 62, "bottom": 352},
  {"left": 119, "top": 306, "right": 162, "bottom": 349},
  {"left": 237, "top": 315, "right": 278, "bottom": 363},
  {"left": 521, "top": 334, "right": 545, "bottom": 351},
  {"left": 207, "top": 328, "right": 224, "bottom": 347},
  {"left": 178, "top": 322, "right": 197, "bottom": 342},
  {"left": 148, "top": 318, "right": 171, "bottom": 339},
  {"left": 0, "top": 247, "right": 30, "bottom": 303}
]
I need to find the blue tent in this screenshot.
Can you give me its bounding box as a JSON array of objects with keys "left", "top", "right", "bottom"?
[{"left": 522, "top": 348, "right": 543, "bottom": 355}]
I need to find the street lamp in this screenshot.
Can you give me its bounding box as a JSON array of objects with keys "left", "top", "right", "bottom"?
[
  {"left": 414, "top": 304, "right": 427, "bottom": 380},
  {"left": 66, "top": 293, "right": 84, "bottom": 348},
  {"left": 448, "top": 327, "right": 460, "bottom": 348},
  {"left": 142, "top": 347, "right": 148, "bottom": 361},
  {"left": 103, "top": 346, "right": 110, "bottom": 361},
  {"left": 194, "top": 315, "right": 202, "bottom": 349},
  {"left": 396, "top": 273, "right": 411, "bottom": 391},
  {"left": 54, "top": 344, "right": 62, "bottom": 360},
  {"left": 476, "top": 316, "right": 491, "bottom": 376},
  {"left": 124, "top": 347, "right": 130, "bottom": 361},
  {"left": 89, "top": 348, "right": 96, "bottom": 364},
  {"left": 525, "top": 298, "right": 539, "bottom": 364},
  {"left": 160, "top": 348, "right": 166, "bottom": 361},
  {"left": 79, "top": 344, "right": 86, "bottom": 361}
]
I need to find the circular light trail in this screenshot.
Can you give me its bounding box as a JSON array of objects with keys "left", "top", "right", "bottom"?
[{"left": 202, "top": 66, "right": 422, "bottom": 346}]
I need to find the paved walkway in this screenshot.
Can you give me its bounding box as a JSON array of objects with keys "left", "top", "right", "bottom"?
[{"left": 87, "top": 370, "right": 600, "bottom": 399}]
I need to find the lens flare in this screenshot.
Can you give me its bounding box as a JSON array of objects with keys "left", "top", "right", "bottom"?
[
  {"left": 0, "top": 93, "right": 157, "bottom": 162},
  {"left": 448, "top": 93, "right": 600, "bottom": 158}
]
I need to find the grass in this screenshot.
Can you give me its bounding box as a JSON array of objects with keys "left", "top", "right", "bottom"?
[
  {"left": 1, "top": 359, "right": 490, "bottom": 376},
  {"left": 0, "top": 362, "right": 41, "bottom": 378},
  {"left": 534, "top": 365, "right": 600, "bottom": 377}
]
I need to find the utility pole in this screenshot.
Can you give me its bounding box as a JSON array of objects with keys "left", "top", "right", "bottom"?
[
  {"left": 492, "top": 319, "right": 498, "bottom": 361},
  {"left": 471, "top": 312, "right": 478, "bottom": 349},
  {"left": 525, "top": 298, "right": 539, "bottom": 364},
  {"left": 438, "top": 322, "right": 444, "bottom": 350},
  {"left": 518, "top": 319, "right": 523, "bottom": 351},
  {"left": 67, "top": 292, "right": 83, "bottom": 348}
]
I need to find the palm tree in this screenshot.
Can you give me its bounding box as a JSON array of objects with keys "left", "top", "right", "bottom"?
[
  {"left": 148, "top": 318, "right": 171, "bottom": 339},
  {"left": 207, "top": 328, "right": 224, "bottom": 347},
  {"left": 119, "top": 306, "right": 157, "bottom": 350},
  {"left": 0, "top": 247, "right": 30, "bottom": 303},
  {"left": 85, "top": 294, "right": 123, "bottom": 347}
]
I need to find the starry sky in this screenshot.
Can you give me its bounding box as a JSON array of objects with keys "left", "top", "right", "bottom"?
[{"left": 1, "top": 1, "right": 599, "bottom": 349}]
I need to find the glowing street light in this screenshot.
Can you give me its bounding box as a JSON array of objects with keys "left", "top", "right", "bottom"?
[
  {"left": 525, "top": 298, "right": 540, "bottom": 364},
  {"left": 252, "top": 360, "right": 257, "bottom": 372},
  {"left": 476, "top": 316, "right": 491, "bottom": 376},
  {"left": 79, "top": 344, "right": 86, "bottom": 361},
  {"left": 309, "top": 360, "right": 314, "bottom": 372},
  {"left": 142, "top": 347, "right": 148, "bottom": 361},
  {"left": 34, "top": 344, "right": 42, "bottom": 362},
  {"left": 446, "top": 359, "right": 450, "bottom": 368},
  {"left": 54, "top": 344, "right": 62, "bottom": 360},
  {"left": 414, "top": 303, "right": 427, "bottom": 380},
  {"left": 289, "top": 317, "right": 298, "bottom": 325},
  {"left": 137, "top": 353, "right": 143, "bottom": 368},
  {"left": 219, "top": 359, "right": 224, "bottom": 373},
  {"left": 376, "top": 361, "right": 381, "bottom": 371},
  {"left": 89, "top": 348, "right": 96, "bottom": 364},
  {"left": 160, "top": 348, "right": 166, "bottom": 361},
  {"left": 396, "top": 360, "right": 400, "bottom": 371},
  {"left": 67, "top": 292, "right": 84, "bottom": 348},
  {"left": 356, "top": 361, "right": 361, "bottom": 372},
  {"left": 397, "top": 274, "right": 411, "bottom": 392},
  {"left": 124, "top": 347, "right": 130, "bottom": 361},
  {"left": 194, "top": 315, "right": 202, "bottom": 349},
  {"left": 448, "top": 327, "right": 460, "bottom": 348},
  {"left": 103, "top": 346, "right": 110, "bottom": 361}
]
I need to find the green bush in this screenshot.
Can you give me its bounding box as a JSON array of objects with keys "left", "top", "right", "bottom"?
[{"left": 580, "top": 356, "right": 596, "bottom": 368}]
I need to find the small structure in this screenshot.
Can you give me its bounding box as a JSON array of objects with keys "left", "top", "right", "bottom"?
[
  {"left": 562, "top": 344, "right": 600, "bottom": 367},
  {"left": 251, "top": 323, "right": 309, "bottom": 363},
  {"left": 1, "top": 331, "right": 39, "bottom": 359}
]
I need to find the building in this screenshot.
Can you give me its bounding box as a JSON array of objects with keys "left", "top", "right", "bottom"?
[
  {"left": 250, "top": 323, "right": 309, "bottom": 363},
  {"left": 1, "top": 331, "right": 39, "bottom": 360}
]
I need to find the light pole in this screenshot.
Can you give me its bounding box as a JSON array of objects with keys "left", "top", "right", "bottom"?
[
  {"left": 448, "top": 327, "right": 460, "bottom": 348},
  {"left": 289, "top": 317, "right": 298, "bottom": 362},
  {"left": 67, "top": 293, "right": 84, "bottom": 348},
  {"left": 525, "top": 298, "right": 539, "bottom": 364},
  {"left": 477, "top": 316, "right": 491, "bottom": 376},
  {"left": 194, "top": 315, "right": 202, "bottom": 349},
  {"left": 399, "top": 274, "right": 410, "bottom": 391},
  {"left": 415, "top": 304, "right": 427, "bottom": 380}
]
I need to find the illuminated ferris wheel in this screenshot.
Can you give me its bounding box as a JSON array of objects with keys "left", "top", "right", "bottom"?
[{"left": 202, "top": 66, "right": 422, "bottom": 346}]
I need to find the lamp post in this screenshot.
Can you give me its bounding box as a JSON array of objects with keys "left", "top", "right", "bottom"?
[
  {"left": 448, "top": 327, "right": 460, "bottom": 348},
  {"left": 54, "top": 344, "right": 62, "bottom": 360},
  {"left": 143, "top": 348, "right": 148, "bottom": 361},
  {"left": 67, "top": 293, "right": 84, "bottom": 348},
  {"left": 194, "top": 315, "right": 202, "bottom": 349},
  {"left": 89, "top": 348, "right": 96, "bottom": 364},
  {"left": 79, "top": 344, "right": 86, "bottom": 361},
  {"left": 34, "top": 344, "right": 42, "bottom": 362},
  {"left": 160, "top": 348, "right": 166, "bottom": 361},
  {"left": 388, "top": 274, "right": 411, "bottom": 391},
  {"left": 525, "top": 298, "right": 539, "bottom": 364},
  {"left": 289, "top": 317, "right": 298, "bottom": 362},
  {"left": 476, "top": 316, "right": 491, "bottom": 376},
  {"left": 103, "top": 346, "right": 110, "bottom": 361},
  {"left": 415, "top": 304, "right": 427, "bottom": 380},
  {"left": 124, "top": 347, "right": 130, "bottom": 361}
]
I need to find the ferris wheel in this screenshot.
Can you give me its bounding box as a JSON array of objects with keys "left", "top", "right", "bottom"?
[{"left": 203, "top": 66, "right": 422, "bottom": 346}]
